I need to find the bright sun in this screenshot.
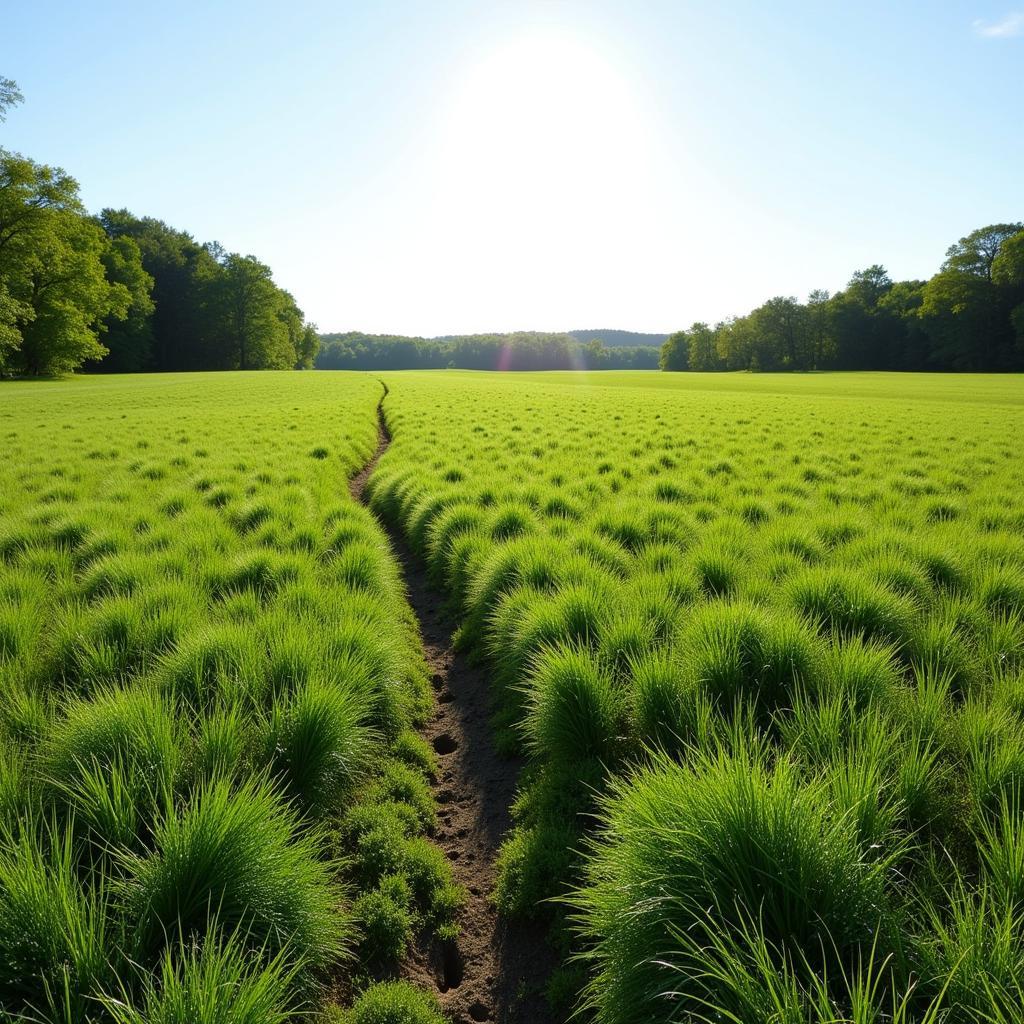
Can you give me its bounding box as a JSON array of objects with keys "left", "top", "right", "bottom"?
[{"left": 428, "top": 32, "right": 659, "bottom": 254}]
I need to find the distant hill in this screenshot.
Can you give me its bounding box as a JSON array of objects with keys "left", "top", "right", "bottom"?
[
  {"left": 316, "top": 330, "right": 660, "bottom": 371},
  {"left": 569, "top": 329, "right": 670, "bottom": 348}
]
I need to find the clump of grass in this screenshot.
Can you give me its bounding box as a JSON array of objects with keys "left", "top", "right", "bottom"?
[
  {"left": 345, "top": 798, "right": 461, "bottom": 935},
  {"left": 103, "top": 934, "right": 298, "bottom": 1024},
  {"left": 335, "top": 981, "right": 446, "bottom": 1024},
  {"left": 680, "top": 600, "right": 826, "bottom": 722},
  {"left": 628, "top": 648, "right": 703, "bottom": 754},
  {"left": 426, "top": 503, "right": 485, "bottom": 578},
  {"left": 208, "top": 550, "right": 303, "bottom": 602},
  {"left": 154, "top": 623, "right": 260, "bottom": 712},
  {"left": 0, "top": 820, "right": 119, "bottom": 1019},
  {"left": 77, "top": 551, "right": 153, "bottom": 602},
  {"left": 915, "top": 884, "right": 1024, "bottom": 1020},
  {"left": 522, "top": 644, "right": 619, "bottom": 764},
  {"left": 597, "top": 611, "right": 656, "bottom": 682},
  {"left": 48, "top": 592, "right": 187, "bottom": 691},
  {"left": 787, "top": 566, "right": 917, "bottom": 646},
  {"left": 189, "top": 703, "right": 253, "bottom": 785},
  {"left": 330, "top": 540, "right": 394, "bottom": 597},
  {"left": 262, "top": 678, "right": 373, "bottom": 816},
  {"left": 571, "top": 747, "right": 898, "bottom": 1024},
  {"left": 489, "top": 502, "right": 538, "bottom": 541},
  {"left": 494, "top": 757, "right": 606, "bottom": 917},
  {"left": 690, "top": 543, "right": 744, "bottom": 597},
  {"left": 363, "top": 759, "right": 437, "bottom": 831},
  {"left": 957, "top": 699, "right": 1024, "bottom": 820},
  {"left": 353, "top": 873, "right": 415, "bottom": 962},
  {"left": 120, "top": 777, "right": 350, "bottom": 971},
  {"left": 820, "top": 635, "right": 904, "bottom": 709},
  {"left": 485, "top": 581, "right": 606, "bottom": 744},
  {"left": 43, "top": 685, "right": 180, "bottom": 852},
  {"left": 461, "top": 536, "right": 565, "bottom": 642},
  {"left": 495, "top": 816, "right": 579, "bottom": 919},
  {"left": 660, "top": 911, "right": 938, "bottom": 1024}
]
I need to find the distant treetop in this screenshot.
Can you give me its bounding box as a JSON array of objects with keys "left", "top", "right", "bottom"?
[
  {"left": 569, "top": 329, "right": 670, "bottom": 348},
  {"left": 0, "top": 76, "right": 23, "bottom": 122}
]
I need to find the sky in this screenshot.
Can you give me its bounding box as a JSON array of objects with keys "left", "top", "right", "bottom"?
[{"left": 3, "top": 0, "right": 1022, "bottom": 337}]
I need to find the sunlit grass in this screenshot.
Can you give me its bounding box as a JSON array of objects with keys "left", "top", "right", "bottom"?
[
  {"left": 367, "top": 369, "right": 1024, "bottom": 1022},
  {"left": 0, "top": 372, "right": 453, "bottom": 1018}
]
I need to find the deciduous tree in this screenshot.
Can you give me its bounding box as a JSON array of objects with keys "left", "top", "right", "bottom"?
[{"left": 0, "top": 151, "right": 129, "bottom": 375}]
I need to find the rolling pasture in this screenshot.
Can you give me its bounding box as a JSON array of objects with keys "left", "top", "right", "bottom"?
[
  {"left": 0, "top": 374, "right": 457, "bottom": 1022},
  {"left": 368, "top": 370, "right": 1024, "bottom": 1022}
]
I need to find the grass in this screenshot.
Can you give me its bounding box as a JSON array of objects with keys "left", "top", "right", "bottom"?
[
  {"left": 3, "top": 368, "right": 1023, "bottom": 1021},
  {"left": 333, "top": 980, "right": 447, "bottom": 1024},
  {"left": 0, "top": 372, "right": 454, "bottom": 1020},
  {"left": 101, "top": 936, "right": 299, "bottom": 1024},
  {"left": 120, "top": 776, "right": 347, "bottom": 969},
  {"left": 571, "top": 746, "right": 900, "bottom": 1022},
  {"left": 364, "top": 369, "right": 1024, "bottom": 1022}
]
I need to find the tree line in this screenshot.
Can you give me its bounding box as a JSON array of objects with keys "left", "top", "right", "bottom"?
[
  {"left": 0, "top": 82, "right": 316, "bottom": 376},
  {"left": 661, "top": 223, "right": 1024, "bottom": 373},
  {"left": 316, "top": 331, "right": 660, "bottom": 371}
]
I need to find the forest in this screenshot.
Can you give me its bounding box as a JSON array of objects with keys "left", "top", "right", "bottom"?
[
  {"left": 0, "top": 86, "right": 318, "bottom": 377},
  {"left": 315, "top": 331, "right": 661, "bottom": 371},
  {"left": 661, "top": 225, "right": 1024, "bottom": 372}
]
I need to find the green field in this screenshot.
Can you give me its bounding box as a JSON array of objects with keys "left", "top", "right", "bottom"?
[
  {"left": 2, "top": 370, "right": 1024, "bottom": 1022},
  {"left": 0, "top": 373, "right": 458, "bottom": 1023}
]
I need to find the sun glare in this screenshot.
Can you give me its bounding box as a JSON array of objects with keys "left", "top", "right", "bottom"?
[
  {"left": 418, "top": 31, "right": 666, "bottom": 325},
  {"left": 434, "top": 33, "right": 656, "bottom": 221}
]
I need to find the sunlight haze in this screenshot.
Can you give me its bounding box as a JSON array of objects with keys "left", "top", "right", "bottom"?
[{"left": 3, "top": 0, "right": 1021, "bottom": 335}]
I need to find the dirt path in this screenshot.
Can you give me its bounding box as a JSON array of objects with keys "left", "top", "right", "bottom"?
[{"left": 350, "top": 384, "right": 555, "bottom": 1024}]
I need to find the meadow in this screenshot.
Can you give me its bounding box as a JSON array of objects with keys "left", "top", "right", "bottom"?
[
  {"left": 2, "top": 368, "right": 1024, "bottom": 1023},
  {"left": 0, "top": 373, "right": 457, "bottom": 1023},
  {"left": 367, "top": 369, "right": 1024, "bottom": 1022}
]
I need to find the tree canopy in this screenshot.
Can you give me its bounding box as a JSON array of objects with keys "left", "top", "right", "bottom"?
[
  {"left": 95, "top": 211, "right": 317, "bottom": 373},
  {"left": 661, "top": 223, "right": 1024, "bottom": 373},
  {"left": 0, "top": 77, "right": 22, "bottom": 122},
  {"left": 316, "top": 331, "right": 660, "bottom": 371},
  {"left": 0, "top": 151, "right": 132, "bottom": 374},
  {"left": 0, "top": 80, "right": 316, "bottom": 376}
]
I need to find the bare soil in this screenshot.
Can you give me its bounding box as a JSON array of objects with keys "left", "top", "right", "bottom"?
[{"left": 349, "top": 385, "right": 555, "bottom": 1024}]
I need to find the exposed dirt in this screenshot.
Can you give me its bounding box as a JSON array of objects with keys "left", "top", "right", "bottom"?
[
  {"left": 348, "top": 381, "right": 392, "bottom": 503},
  {"left": 350, "top": 384, "right": 556, "bottom": 1024}
]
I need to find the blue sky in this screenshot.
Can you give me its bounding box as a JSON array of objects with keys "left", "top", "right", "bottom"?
[{"left": 3, "top": 1, "right": 1022, "bottom": 336}]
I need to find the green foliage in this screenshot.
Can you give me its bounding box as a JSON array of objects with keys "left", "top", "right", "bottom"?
[
  {"left": 353, "top": 874, "right": 415, "bottom": 962},
  {"left": 0, "top": 131, "right": 317, "bottom": 376},
  {"left": 103, "top": 936, "right": 298, "bottom": 1024},
  {"left": 0, "top": 77, "right": 23, "bottom": 122},
  {"left": 337, "top": 981, "right": 446, "bottom": 1024},
  {"left": 0, "top": 820, "right": 119, "bottom": 1020},
  {"left": 262, "top": 678, "right": 373, "bottom": 816},
  {"left": 0, "top": 374, "right": 448, "bottom": 1016},
  {"left": 99, "top": 234, "right": 155, "bottom": 372},
  {"left": 0, "top": 149, "right": 128, "bottom": 375},
  {"left": 4, "top": 364, "right": 1024, "bottom": 1021},
  {"left": 120, "top": 777, "right": 348, "bottom": 970},
  {"left": 523, "top": 644, "right": 619, "bottom": 762},
  {"left": 368, "top": 368, "right": 1024, "bottom": 1020},
  {"left": 660, "top": 224, "right": 1024, "bottom": 372},
  {"left": 316, "top": 330, "right": 661, "bottom": 371},
  {"left": 572, "top": 748, "right": 899, "bottom": 1023}
]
